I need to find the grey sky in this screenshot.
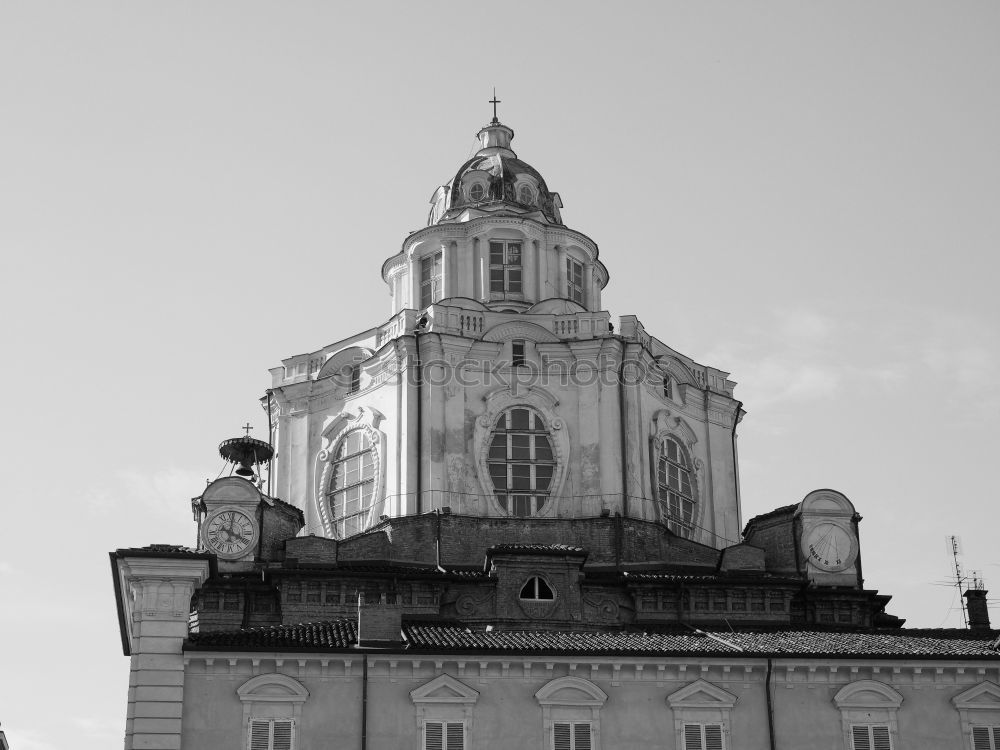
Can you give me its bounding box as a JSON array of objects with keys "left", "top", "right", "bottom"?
[{"left": 1, "top": 2, "right": 998, "bottom": 748}]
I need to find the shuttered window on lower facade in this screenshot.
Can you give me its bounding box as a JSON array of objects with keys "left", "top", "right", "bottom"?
[
  {"left": 683, "top": 723, "right": 724, "bottom": 750},
  {"left": 973, "top": 726, "right": 1000, "bottom": 750},
  {"left": 851, "top": 724, "right": 891, "bottom": 750},
  {"left": 249, "top": 719, "right": 293, "bottom": 750},
  {"left": 424, "top": 721, "right": 464, "bottom": 750},
  {"left": 553, "top": 722, "right": 592, "bottom": 750}
]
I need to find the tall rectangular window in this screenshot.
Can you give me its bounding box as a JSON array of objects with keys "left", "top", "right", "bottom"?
[
  {"left": 973, "top": 727, "right": 1000, "bottom": 750},
  {"left": 489, "top": 241, "right": 522, "bottom": 294},
  {"left": 424, "top": 722, "right": 464, "bottom": 750},
  {"left": 566, "top": 258, "right": 584, "bottom": 304},
  {"left": 349, "top": 364, "right": 361, "bottom": 394},
  {"left": 421, "top": 252, "right": 443, "bottom": 308},
  {"left": 851, "top": 725, "right": 891, "bottom": 750},
  {"left": 553, "top": 722, "right": 591, "bottom": 750},
  {"left": 683, "top": 724, "right": 724, "bottom": 750},
  {"left": 249, "top": 719, "right": 294, "bottom": 750},
  {"left": 512, "top": 339, "right": 526, "bottom": 367}
]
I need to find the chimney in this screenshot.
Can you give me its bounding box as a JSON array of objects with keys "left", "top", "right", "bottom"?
[
  {"left": 356, "top": 593, "right": 402, "bottom": 647},
  {"left": 964, "top": 588, "right": 991, "bottom": 630}
]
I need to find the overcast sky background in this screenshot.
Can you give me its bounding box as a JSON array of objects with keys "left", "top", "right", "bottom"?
[{"left": 2, "top": 2, "right": 998, "bottom": 749}]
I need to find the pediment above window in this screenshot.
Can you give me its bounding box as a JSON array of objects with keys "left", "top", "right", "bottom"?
[
  {"left": 410, "top": 674, "right": 480, "bottom": 706},
  {"left": 952, "top": 680, "right": 1000, "bottom": 709},
  {"left": 535, "top": 676, "right": 608, "bottom": 707},
  {"left": 666, "top": 679, "right": 737, "bottom": 709},
  {"left": 833, "top": 680, "right": 903, "bottom": 709}
]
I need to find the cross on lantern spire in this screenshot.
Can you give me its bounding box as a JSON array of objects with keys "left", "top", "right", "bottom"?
[
  {"left": 489, "top": 88, "right": 501, "bottom": 123},
  {"left": 242, "top": 423, "right": 253, "bottom": 437}
]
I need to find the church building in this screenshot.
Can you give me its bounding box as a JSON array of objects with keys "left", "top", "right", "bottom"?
[{"left": 111, "top": 108, "right": 1000, "bottom": 750}]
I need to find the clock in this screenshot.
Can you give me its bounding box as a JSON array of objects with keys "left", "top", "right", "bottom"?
[
  {"left": 803, "top": 522, "right": 855, "bottom": 572},
  {"left": 203, "top": 507, "right": 258, "bottom": 559}
]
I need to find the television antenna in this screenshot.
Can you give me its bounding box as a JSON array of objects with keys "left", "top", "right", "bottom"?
[{"left": 948, "top": 535, "right": 968, "bottom": 628}]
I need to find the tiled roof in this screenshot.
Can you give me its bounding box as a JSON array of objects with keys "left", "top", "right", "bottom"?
[
  {"left": 114, "top": 544, "right": 208, "bottom": 557},
  {"left": 188, "top": 619, "right": 357, "bottom": 650},
  {"left": 489, "top": 544, "right": 587, "bottom": 555},
  {"left": 278, "top": 563, "right": 487, "bottom": 579},
  {"left": 185, "top": 618, "right": 1000, "bottom": 659}
]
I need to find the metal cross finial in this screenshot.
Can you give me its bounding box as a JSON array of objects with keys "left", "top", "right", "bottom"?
[
  {"left": 242, "top": 422, "right": 253, "bottom": 437},
  {"left": 489, "top": 88, "right": 501, "bottom": 123}
]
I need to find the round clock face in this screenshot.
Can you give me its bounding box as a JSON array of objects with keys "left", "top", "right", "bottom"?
[
  {"left": 803, "top": 522, "right": 855, "bottom": 572},
  {"left": 204, "top": 508, "right": 256, "bottom": 559}
]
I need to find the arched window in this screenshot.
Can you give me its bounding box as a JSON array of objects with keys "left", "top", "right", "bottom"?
[
  {"left": 658, "top": 437, "right": 695, "bottom": 537},
  {"left": 520, "top": 576, "right": 554, "bottom": 600},
  {"left": 487, "top": 407, "right": 555, "bottom": 517},
  {"left": 326, "top": 430, "right": 375, "bottom": 538}
]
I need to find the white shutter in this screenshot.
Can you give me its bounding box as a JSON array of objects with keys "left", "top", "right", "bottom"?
[
  {"left": 851, "top": 726, "right": 872, "bottom": 750},
  {"left": 704, "top": 724, "right": 724, "bottom": 750},
  {"left": 272, "top": 720, "right": 293, "bottom": 750},
  {"left": 250, "top": 720, "right": 271, "bottom": 750},
  {"left": 446, "top": 723, "right": 464, "bottom": 750},
  {"left": 973, "top": 727, "right": 1000, "bottom": 750},
  {"left": 573, "top": 723, "right": 591, "bottom": 750},
  {"left": 554, "top": 723, "right": 572, "bottom": 750},
  {"left": 871, "top": 726, "right": 891, "bottom": 750},
  {"left": 426, "top": 722, "right": 444, "bottom": 750},
  {"left": 684, "top": 724, "right": 704, "bottom": 750}
]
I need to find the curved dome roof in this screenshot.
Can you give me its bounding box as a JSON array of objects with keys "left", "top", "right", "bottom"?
[{"left": 428, "top": 120, "right": 563, "bottom": 226}]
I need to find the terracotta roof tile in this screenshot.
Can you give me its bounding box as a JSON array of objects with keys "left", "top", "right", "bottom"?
[
  {"left": 185, "top": 619, "right": 1000, "bottom": 658},
  {"left": 488, "top": 544, "right": 587, "bottom": 555}
]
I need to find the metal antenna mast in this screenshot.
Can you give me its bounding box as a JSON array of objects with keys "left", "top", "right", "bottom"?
[{"left": 949, "top": 535, "right": 968, "bottom": 628}]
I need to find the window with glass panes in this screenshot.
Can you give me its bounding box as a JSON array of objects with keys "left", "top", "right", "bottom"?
[
  {"left": 249, "top": 719, "right": 293, "bottom": 750},
  {"left": 420, "top": 252, "right": 443, "bottom": 309},
  {"left": 658, "top": 437, "right": 695, "bottom": 537},
  {"left": 566, "top": 258, "right": 584, "bottom": 304},
  {"left": 553, "top": 722, "right": 591, "bottom": 750},
  {"left": 683, "top": 723, "right": 723, "bottom": 750},
  {"left": 512, "top": 339, "right": 526, "bottom": 367},
  {"left": 518, "top": 184, "right": 534, "bottom": 205},
  {"left": 851, "top": 725, "right": 892, "bottom": 750},
  {"left": 973, "top": 727, "right": 1000, "bottom": 750},
  {"left": 326, "top": 430, "right": 375, "bottom": 538},
  {"left": 663, "top": 375, "right": 673, "bottom": 399},
  {"left": 487, "top": 407, "right": 554, "bottom": 516},
  {"left": 489, "top": 241, "right": 522, "bottom": 294}
]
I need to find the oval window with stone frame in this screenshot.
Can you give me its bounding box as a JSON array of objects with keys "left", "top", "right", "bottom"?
[
  {"left": 518, "top": 184, "right": 534, "bottom": 206},
  {"left": 469, "top": 182, "right": 486, "bottom": 202},
  {"left": 657, "top": 437, "right": 695, "bottom": 538},
  {"left": 487, "top": 407, "right": 555, "bottom": 517}
]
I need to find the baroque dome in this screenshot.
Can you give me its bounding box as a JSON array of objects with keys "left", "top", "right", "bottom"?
[{"left": 427, "top": 119, "right": 564, "bottom": 226}]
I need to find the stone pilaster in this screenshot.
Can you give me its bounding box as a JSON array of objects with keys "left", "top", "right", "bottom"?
[{"left": 114, "top": 554, "right": 211, "bottom": 750}]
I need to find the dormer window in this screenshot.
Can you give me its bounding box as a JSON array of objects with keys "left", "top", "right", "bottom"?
[
  {"left": 520, "top": 576, "right": 554, "bottom": 600},
  {"left": 470, "top": 183, "right": 486, "bottom": 202},
  {"left": 518, "top": 185, "right": 534, "bottom": 205},
  {"left": 489, "top": 241, "right": 522, "bottom": 294}
]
